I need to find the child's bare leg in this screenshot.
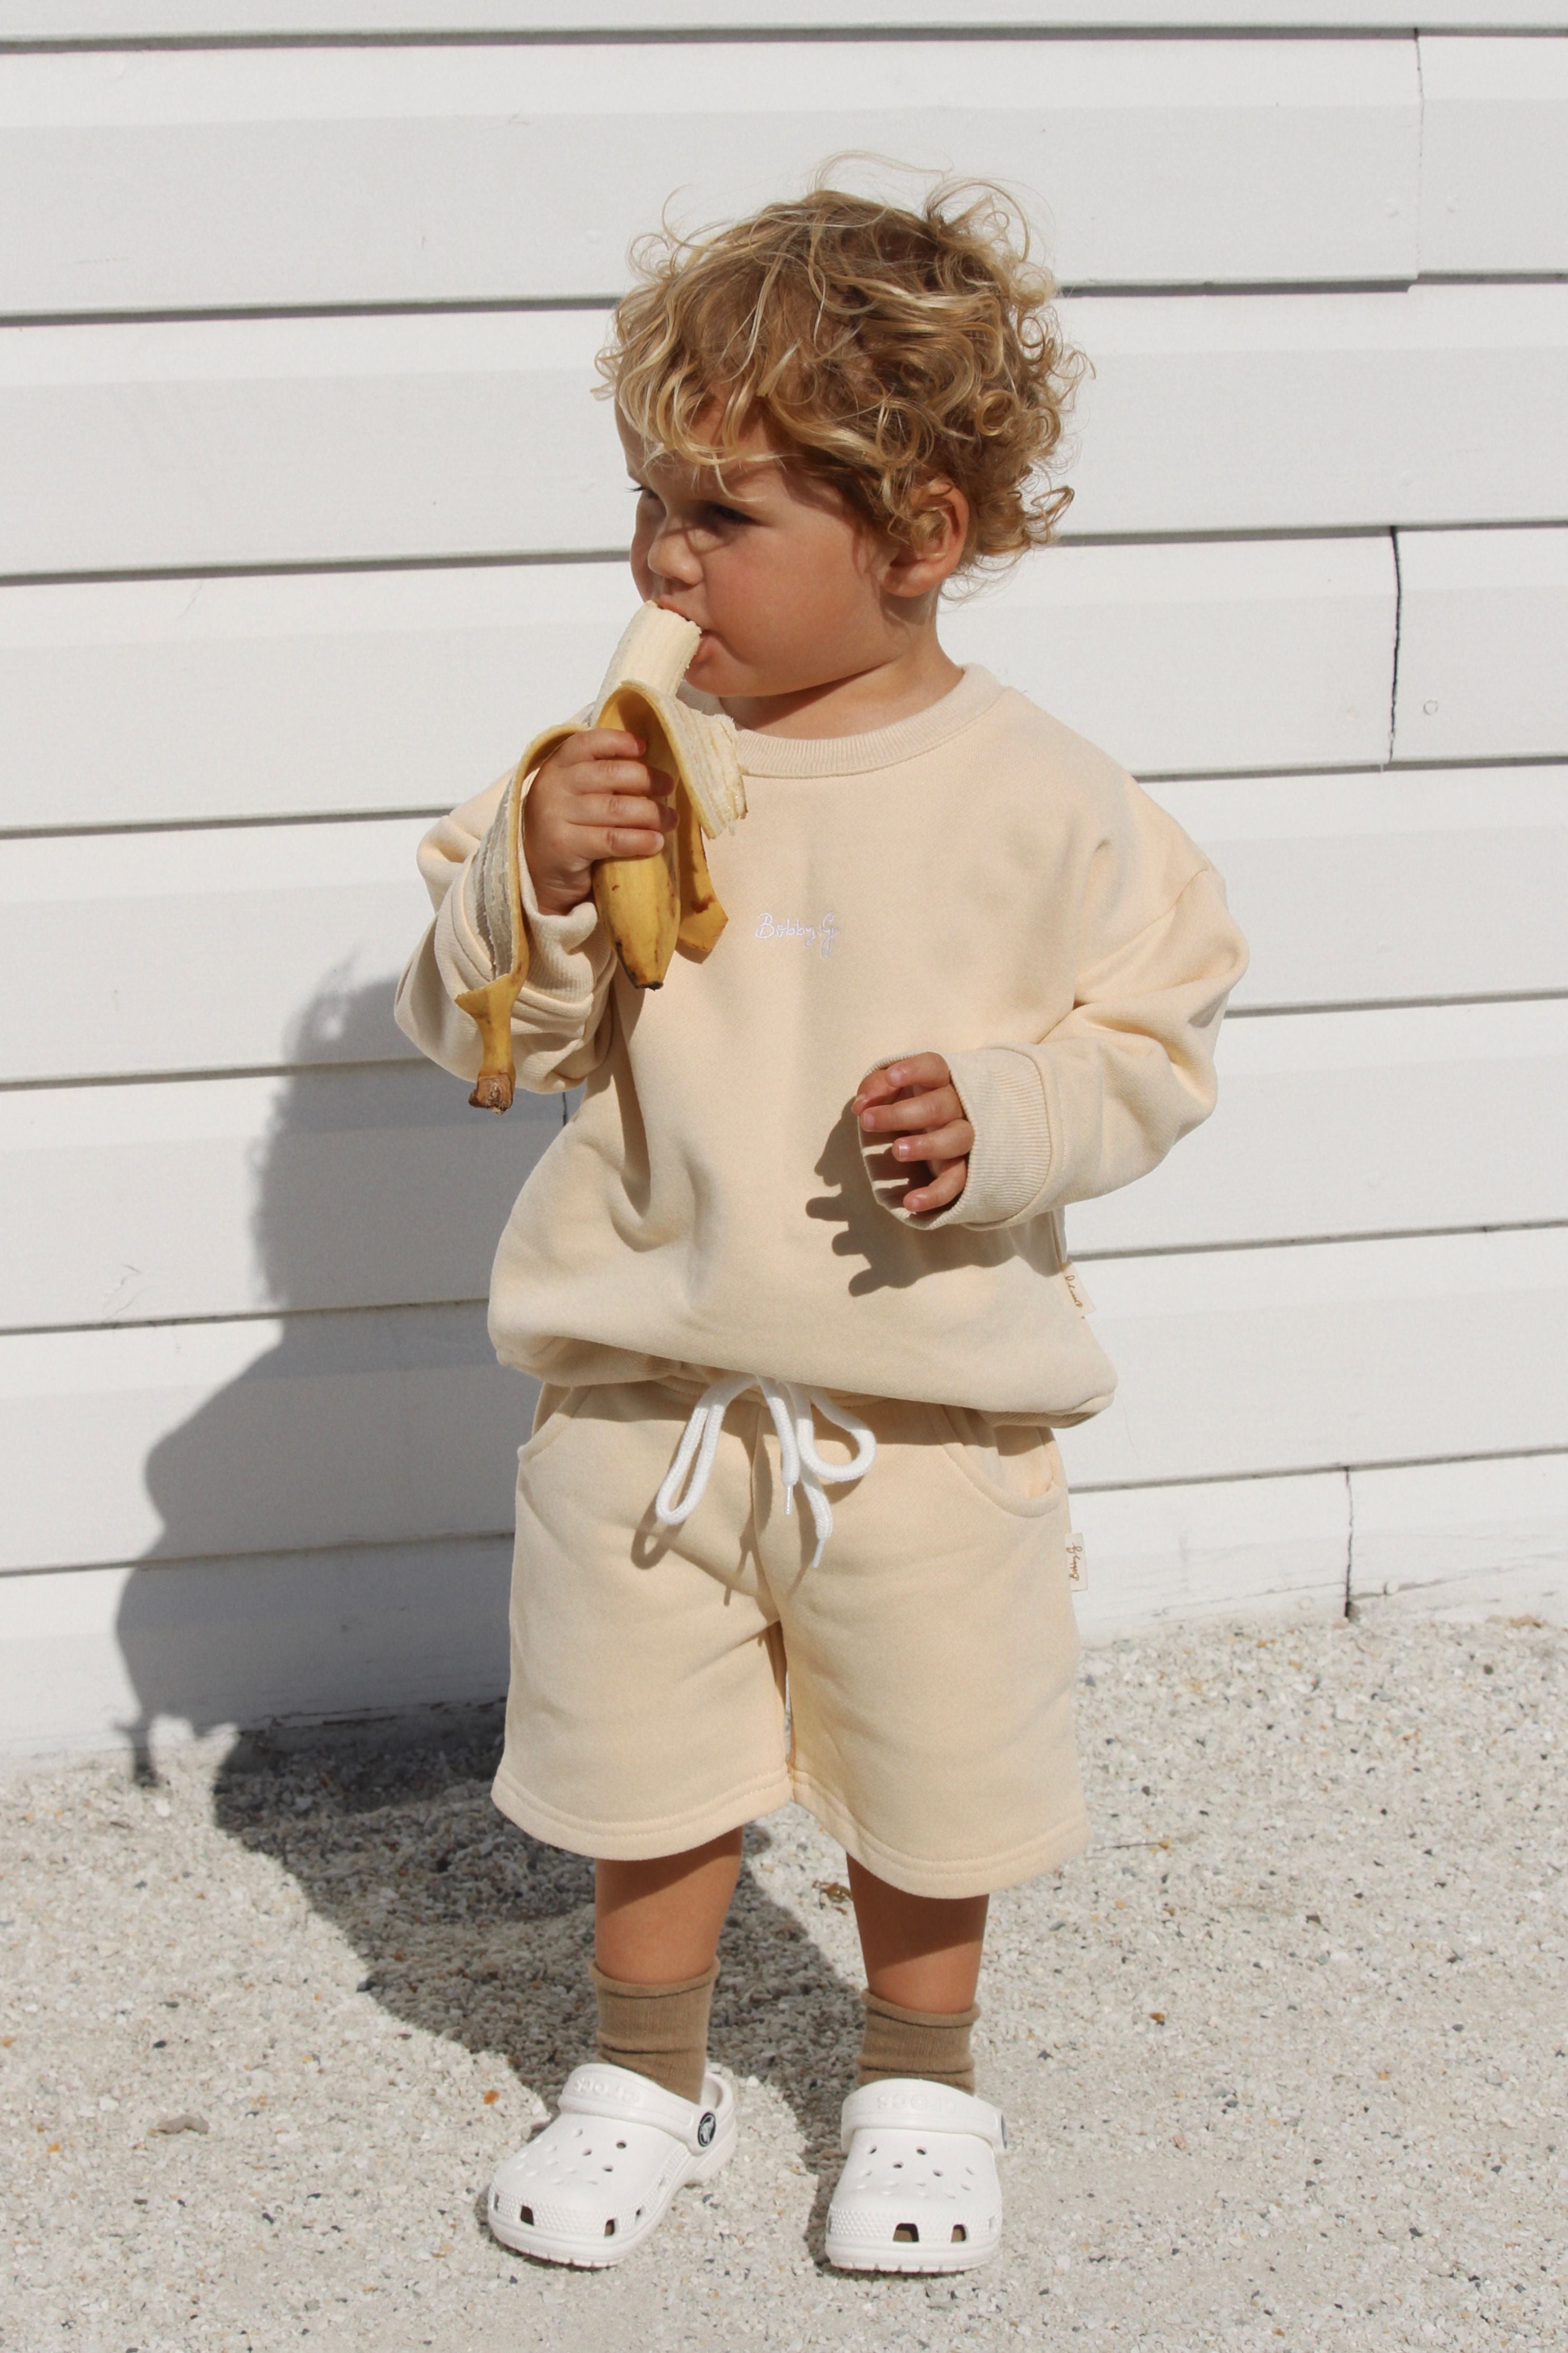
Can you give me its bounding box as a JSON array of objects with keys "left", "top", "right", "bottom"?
[
  {"left": 847, "top": 1856, "right": 988, "bottom": 2009},
  {"left": 847, "top": 1854, "right": 988, "bottom": 2093},
  {"left": 589, "top": 1829, "right": 743, "bottom": 2102},
  {"left": 595, "top": 1827, "right": 744, "bottom": 1979}
]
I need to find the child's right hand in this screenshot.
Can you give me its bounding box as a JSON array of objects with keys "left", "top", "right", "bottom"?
[{"left": 522, "top": 730, "right": 676, "bottom": 916}]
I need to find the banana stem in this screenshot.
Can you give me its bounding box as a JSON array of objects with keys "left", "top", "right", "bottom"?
[{"left": 454, "top": 970, "right": 525, "bottom": 1112}]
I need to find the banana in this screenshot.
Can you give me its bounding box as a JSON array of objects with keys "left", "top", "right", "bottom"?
[{"left": 456, "top": 603, "right": 746, "bottom": 1111}]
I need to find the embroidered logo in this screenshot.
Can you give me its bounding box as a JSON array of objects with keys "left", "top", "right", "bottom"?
[{"left": 754, "top": 910, "right": 840, "bottom": 959}]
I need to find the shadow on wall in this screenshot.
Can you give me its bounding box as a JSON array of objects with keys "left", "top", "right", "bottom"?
[{"left": 112, "top": 976, "right": 527, "bottom": 1783}]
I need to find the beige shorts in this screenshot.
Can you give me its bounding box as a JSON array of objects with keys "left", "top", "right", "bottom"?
[{"left": 492, "top": 1377, "right": 1088, "bottom": 1900}]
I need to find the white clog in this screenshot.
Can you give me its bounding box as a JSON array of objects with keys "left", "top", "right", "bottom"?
[
  {"left": 825, "top": 2077, "right": 1007, "bottom": 2273},
  {"left": 486, "top": 2061, "right": 736, "bottom": 2268}
]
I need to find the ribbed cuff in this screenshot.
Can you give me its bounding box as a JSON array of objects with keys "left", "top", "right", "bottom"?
[
  {"left": 857, "top": 1990, "right": 981, "bottom": 2095},
  {"left": 855, "top": 1045, "right": 1057, "bottom": 1232},
  {"left": 518, "top": 841, "right": 604, "bottom": 995},
  {"left": 941, "top": 1047, "right": 1055, "bottom": 1227},
  {"left": 592, "top": 1959, "right": 719, "bottom": 2105}
]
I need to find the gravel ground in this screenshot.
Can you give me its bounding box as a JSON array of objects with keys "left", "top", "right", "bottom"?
[{"left": 3, "top": 1613, "right": 1563, "bottom": 2353}]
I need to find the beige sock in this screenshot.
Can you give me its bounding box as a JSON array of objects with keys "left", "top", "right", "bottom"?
[
  {"left": 856, "top": 1989, "right": 980, "bottom": 2096},
  {"left": 591, "top": 1959, "right": 719, "bottom": 2104}
]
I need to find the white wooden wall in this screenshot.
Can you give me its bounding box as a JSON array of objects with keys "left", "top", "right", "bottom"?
[{"left": 3, "top": 5, "right": 1565, "bottom": 1762}]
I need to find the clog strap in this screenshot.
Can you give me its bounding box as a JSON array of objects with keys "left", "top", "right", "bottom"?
[
  {"left": 839, "top": 2076, "right": 1007, "bottom": 2155},
  {"left": 556, "top": 2061, "right": 723, "bottom": 2156}
]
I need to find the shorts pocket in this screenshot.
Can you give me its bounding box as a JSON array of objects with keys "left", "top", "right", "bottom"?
[
  {"left": 516, "top": 1382, "right": 582, "bottom": 1473},
  {"left": 931, "top": 1406, "right": 1068, "bottom": 1519}
]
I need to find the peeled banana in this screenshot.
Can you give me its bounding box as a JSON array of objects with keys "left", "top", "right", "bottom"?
[{"left": 456, "top": 602, "right": 746, "bottom": 1111}]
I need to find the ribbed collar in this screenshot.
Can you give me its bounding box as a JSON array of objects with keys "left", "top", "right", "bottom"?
[{"left": 730, "top": 664, "right": 1005, "bottom": 777}]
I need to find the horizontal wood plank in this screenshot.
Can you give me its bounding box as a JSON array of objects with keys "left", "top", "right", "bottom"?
[
  {"left": 1069, "top": 996, "right": 1568, "bottom": 1255},
  {"left": 0, "top": 816, "right": 432, "bottom": 1081},
  {"left": 1418, "top": 35, "right": 1568, "bottom": 275},
  {"left": 0, "top": 1062, "right": 556, "bottom": 1329},
  {"left": 1057, "top": 1226, "right": 1568, "bottom": 1489},
  {"left": 2, "top": 563, "right": 642, "bottom": 832},
  {"left": 0, "top": 310, "right": 625, "bottom": 577},
  {"left": 1157, "top": 766, "right": 1568, "bottom": 1011},
  {"left": 14, "top": 754, "right": 1566, "bottom": 1090},
  {"left": 951, "top": 540, "right": 1397, "bottom": 778},
  {"left": 0, "top": 1305, "right": 534, "bottom": 1573},
  {"left": 6, "top": 290, "right": 1562, "bottom": 575},
  {"left": 1392, "top": 527, "right": 1568, "bottom": 764},
  {"left": 3, "top": 1228, "right": 1564, "bottom": 1573},
  {"left": 1072, "top": 1471, "right": 1350, "bottom": 1643},
  {"left": 1068, "top": 287, "right": 1568, "bottom": 537},
  {"left": 7, "top": 999, "right": 1565, "bottom": 1331},
  {"left": 0, "top": 1542, "right": 511, "bottom": 1766},
  {"left": 3, "top": 538, "right": 1396, "bottom": 834},
  {"left": 1349, "top": 1450, "right": 1568, "bottom": 1623},
  {"left": 0, "top": 42, "right": 1420, "bottom": 309}
]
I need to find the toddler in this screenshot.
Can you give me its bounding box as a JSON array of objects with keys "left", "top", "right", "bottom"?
[{"left": 395, "top": 181, "right": 1248, "bottom": 2273}]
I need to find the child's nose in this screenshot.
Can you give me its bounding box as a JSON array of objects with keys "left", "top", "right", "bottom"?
[{"left": 646, "top": 516, "right": 702, "bottom": 586}]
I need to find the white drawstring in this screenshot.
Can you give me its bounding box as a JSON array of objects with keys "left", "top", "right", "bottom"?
[{"left": 654, "top": 1373, "right": 876, "bottom": 1568}]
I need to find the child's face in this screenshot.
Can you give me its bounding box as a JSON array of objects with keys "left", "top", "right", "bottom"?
[{"left": 618, "top": 408, "right": 931, "bottom": 706}]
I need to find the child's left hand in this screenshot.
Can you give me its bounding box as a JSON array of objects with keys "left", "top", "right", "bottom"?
[{"left": 853, "top": 1054, "right": 975, "bottom": 1215}]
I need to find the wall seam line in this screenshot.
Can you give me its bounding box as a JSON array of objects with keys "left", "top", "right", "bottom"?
[
  {"left": 0, "top": 27, "right": 1434, "bottom": 57},
  {"left": 1388, "top": 526, "right": 1405, "bottom": 765}
]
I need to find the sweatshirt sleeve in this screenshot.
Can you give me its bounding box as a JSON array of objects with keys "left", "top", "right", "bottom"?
[
  {"left": 862, "top": 857, "right": 1249, "bottom": 1234},
  {"left": 393, "top": 769, "right": 616, "bottom": 1095}
]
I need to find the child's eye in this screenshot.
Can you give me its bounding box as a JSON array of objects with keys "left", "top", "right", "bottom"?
[{"left": 705, "top": 503, "right": 749, "bottom": 526}]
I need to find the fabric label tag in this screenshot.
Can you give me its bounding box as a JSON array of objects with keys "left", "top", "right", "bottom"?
[{"left": 1061, "top": 1264, "right": 1096, "bottom": 1315}]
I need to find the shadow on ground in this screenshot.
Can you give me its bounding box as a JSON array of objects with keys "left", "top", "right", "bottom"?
[
  {"left": 211, "top": 1704, "right": 863, "bottom": 2258},
  {"left": 107, "top": 972, "right": 865, "bottom": 2253}
]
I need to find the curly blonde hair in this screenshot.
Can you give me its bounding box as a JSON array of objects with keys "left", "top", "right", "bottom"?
[{"left": 596, "top": 177, "right": 1085, "bottom": 581}]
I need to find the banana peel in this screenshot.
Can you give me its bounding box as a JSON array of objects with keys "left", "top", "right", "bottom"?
[{"left": 456, "top": 603, "right": 746, "bottom": 1111}]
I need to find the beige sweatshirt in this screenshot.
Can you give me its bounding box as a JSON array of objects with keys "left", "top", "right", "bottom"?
[{"left": 395, "top": 663, "right": 1248, "bottom": 1420}]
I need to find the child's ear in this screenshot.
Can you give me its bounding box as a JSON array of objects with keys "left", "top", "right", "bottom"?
[{"left": 880, "top": 481, "right": 970, "bottom": 601}]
